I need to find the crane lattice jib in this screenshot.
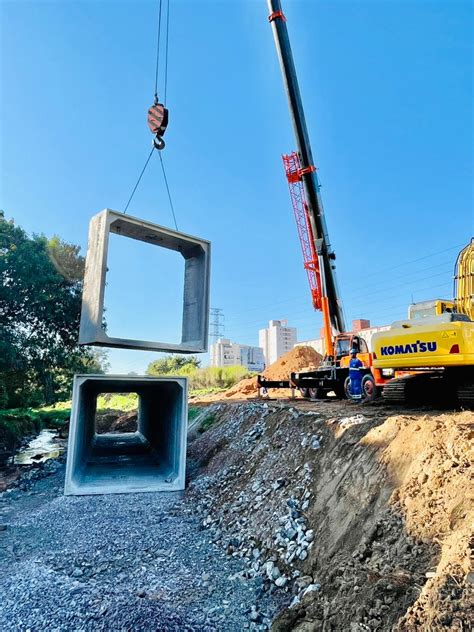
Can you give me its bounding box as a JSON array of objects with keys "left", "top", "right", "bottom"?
[{"left": 283, "top": 152, "right": 322, "bottom": 311}]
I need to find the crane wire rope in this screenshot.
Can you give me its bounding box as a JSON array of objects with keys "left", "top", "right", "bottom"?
[
  {"left": 164, "top": 0, "right": 170, "bottom": 104},
  {"left": 153, "top": 0, "right": 163, "bottom": 102},
  {"left": 123, "top": 0, "right": 177, "bottom": 229}
]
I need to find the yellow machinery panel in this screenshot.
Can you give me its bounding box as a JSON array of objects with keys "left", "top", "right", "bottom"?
[
  {"left": 372, "top": 319, "right": 474, "bottom": 370},
  {"left": 455, "top": 238, "right": 474, "bottom": 320}
]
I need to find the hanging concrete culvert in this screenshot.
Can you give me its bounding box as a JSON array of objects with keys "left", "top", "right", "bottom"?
[{"left": 78, "top": 209, "right": 211, "bottom": 353}]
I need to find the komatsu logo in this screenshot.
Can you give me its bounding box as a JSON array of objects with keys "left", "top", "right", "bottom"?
[{"left": 380, "top": 341, "right": 437, "bottom": 356}]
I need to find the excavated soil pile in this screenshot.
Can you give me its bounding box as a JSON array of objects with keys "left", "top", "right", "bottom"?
[
  {"left": 203, "top": 346, "right": 323, "bottom": 402},
  {"left": 95, "top": 411, "right": 137, "bottom": 434},
  {"left": 262, "top": 346, "right": 323, "bottom": 381},
  {"left": 187, "top": 401, "right": 473, "bottom": 630}
]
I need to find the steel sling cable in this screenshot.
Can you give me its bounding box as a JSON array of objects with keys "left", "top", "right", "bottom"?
[
  {"left": 158, "top": 151, "right": 178, "bottom": 230},
  {"left": 124, "top": 147, "right": 155, "bottom": 213}
]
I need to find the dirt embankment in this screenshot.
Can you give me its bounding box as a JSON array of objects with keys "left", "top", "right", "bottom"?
[
  {"left": 187, "top": 401, "right": 473, "bottom": 630},
  {"left": 95, "top": 410, "right": 137, "bottom": 434},
  {"left": 193, "top": 346, "right": 323, "bottom": 403}
]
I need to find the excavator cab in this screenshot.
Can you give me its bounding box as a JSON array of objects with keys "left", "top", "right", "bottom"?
[{"left": 408, "top": 299, "right": 455, "bottom": 320}]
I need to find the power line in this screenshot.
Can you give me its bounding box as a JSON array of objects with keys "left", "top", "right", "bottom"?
[
  {"left": 223, "top": 270, "right": 453, "bottom": 329},
  {"left": 343, "top": 242, "right": 464, "bottom": 285},
  {"left": 222, "top": 258, "right": 455, "bottom": 325},
  {"left": 221, "top": 244, "right": 461, "bottom": 318},
  {"left": 221, "top": 280, "right": 454, "bottom": 338},
  {"left": 343, "top": 257, "right": 455, "bottom": 297}
]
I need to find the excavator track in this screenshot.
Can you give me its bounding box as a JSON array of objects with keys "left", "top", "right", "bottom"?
[
  {"left": 457, "top": 383, "right": 474, "bottom": 408},
  {"left": 382, "top": 373, "right": 439, "bottom": 406},
  {"left": 383, "top": 373, "right": 473, "bottom": 408}
]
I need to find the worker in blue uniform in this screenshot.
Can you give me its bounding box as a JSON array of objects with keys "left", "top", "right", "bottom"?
[{"left": 348, "top": 348, "right": 364, "bottom": 401}]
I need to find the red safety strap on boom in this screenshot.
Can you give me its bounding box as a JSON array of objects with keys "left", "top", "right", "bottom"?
[
  {"left": 298, "top": 165, "right": 317, "bottom": 177},
  {"left": 268, "top": 10, "right": 286, "bottom": 22}
]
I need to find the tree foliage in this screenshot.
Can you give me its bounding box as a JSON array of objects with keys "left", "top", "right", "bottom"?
[
  {"left": 146, "top": 354, "right": 201, "bottom": 377},
  {"left": 0, "top": 212, "right": 108, "bottom": 407},
  {"left": 145, "top": 354, "right": 253, "bottom": 393}
]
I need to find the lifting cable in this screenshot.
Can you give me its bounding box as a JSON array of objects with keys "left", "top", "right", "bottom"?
[
  {"left": 124, "top": 147, "right": 154, "bottom": 214},
  {"left": 159, "top": 151, "right": 178, "bottom": 231},
  {"left": 153, "top": 0, "right": 163, "bottom": 103},
  {"left": 123, "top": 0, "right": 177, "bottom": 230}
]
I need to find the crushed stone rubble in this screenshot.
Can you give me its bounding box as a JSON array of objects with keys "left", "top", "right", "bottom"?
[
  {"left": 188, "top": 402, "right": 473, "bottom": 632},
  {"left": 188, "top": 402, "right": 335, "bottom": 618},
  {"left": 0, "top": 452, "right": 283, "bottom": 632},
  {"left": 2, "top": 400, "right": 470, "bottom": 631}
]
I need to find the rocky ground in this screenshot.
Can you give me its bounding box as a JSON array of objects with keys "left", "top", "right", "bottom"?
[
  {"left": 0, "top": 397, "right": 472, "bottom": 631},
  {"left": 0, "top": 457, "right": 285, "bottom": 631},
  {"left": 187, "top": 399, "right": 473, "bottom": 631}
]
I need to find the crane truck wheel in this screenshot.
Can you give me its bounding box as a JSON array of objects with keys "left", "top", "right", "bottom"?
[
  {"left": 344, "top": 377, "right": 351, "bottom": 400},
  {"left": 309, "top": 387, "right": 326, "bottom": 400},
  {"left": 361, "top": 374, "right": 377, "bottom": 402}
]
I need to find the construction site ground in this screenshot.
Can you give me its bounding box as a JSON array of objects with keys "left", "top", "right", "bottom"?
[{"left": 1, "top": 395, "right": 472, "bottom": 631}]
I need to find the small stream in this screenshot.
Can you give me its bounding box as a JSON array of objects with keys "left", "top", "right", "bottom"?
[{"left": 13, "top": 429, "right": 65, "bottom": 465}]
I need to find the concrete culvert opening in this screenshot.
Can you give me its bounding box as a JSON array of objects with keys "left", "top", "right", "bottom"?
[
  {"left": 65, "top": 375, "right": 187, "bottom": 495},
  {"left": 95, "top": 394, "right": 138, "bottom": 434}
]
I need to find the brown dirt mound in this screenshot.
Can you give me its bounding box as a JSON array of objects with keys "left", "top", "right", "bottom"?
[
  {"left": 202, "top": 346, "right": 323, "bottom": 402},
  {"left": 262, "top": 345, "right": 323, "bottom": 381}
]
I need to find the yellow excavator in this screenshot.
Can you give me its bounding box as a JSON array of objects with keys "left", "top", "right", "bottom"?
[{"left": 372, "top": 239, "right": 474, "bottom": 406}]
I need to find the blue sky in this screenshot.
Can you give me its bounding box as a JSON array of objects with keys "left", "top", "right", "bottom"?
[{"left": 1, "top": 0, "right": 472, "bottom": 373}]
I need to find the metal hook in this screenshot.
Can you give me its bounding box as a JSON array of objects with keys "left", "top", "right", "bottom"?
[{"left": 153, "top": 135, "right": 165, "bottom": 151}]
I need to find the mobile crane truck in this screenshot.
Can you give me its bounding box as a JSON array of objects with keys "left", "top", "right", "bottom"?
[{"left": 257, "top": 0, "right": 392, "bottom": 401}]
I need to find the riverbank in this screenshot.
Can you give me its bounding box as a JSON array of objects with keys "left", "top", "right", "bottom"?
[{"left": 0, "top": 406, "right": 70, "bottom": 465}]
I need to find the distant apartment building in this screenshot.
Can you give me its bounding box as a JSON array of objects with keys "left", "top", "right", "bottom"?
[
  {"left": 295, "top": 319, "right": 390, "bottom": 355},
  {"left": 259, "top": 320, "right": 297, "bottom": 367},
  {"left": 210, "top": 339, "right": 265, "bottom": 372}
]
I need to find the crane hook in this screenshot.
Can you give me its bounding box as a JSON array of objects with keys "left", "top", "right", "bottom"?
[
  {"left": 147, "top": 100, "right": 168, "bottom": 151},
  {"left": 153, "top": 135, "right": 166, "bottom": 150}
]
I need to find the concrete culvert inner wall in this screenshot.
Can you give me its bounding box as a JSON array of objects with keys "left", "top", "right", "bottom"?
[{"left": 64, "top": 375, "right": 187, "bottom": 495}]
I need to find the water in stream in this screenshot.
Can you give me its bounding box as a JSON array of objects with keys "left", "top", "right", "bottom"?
[{"left": 13, "top": 429, "right": 65, "bottom": 465}]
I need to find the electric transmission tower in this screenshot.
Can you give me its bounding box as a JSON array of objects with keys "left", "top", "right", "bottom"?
[{"left": 209, "top": 308, "right": 225, "bottom": 345}]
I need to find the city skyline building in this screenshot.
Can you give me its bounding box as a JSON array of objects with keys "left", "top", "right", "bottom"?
[{"left": 258, "top": 320, "right": 297, "bottom": 367}]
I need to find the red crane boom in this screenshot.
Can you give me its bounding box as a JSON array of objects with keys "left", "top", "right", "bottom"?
[{"left": 282, "top": 151, "right": 322, "bottom": 311}]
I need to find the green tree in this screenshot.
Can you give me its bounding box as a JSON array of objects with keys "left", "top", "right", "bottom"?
[
  {"left": 146, "top": 354, "right": 201, "bottom": 376},
  {"left": 0, "top": 212, "right": 108, "bottom": 407}
]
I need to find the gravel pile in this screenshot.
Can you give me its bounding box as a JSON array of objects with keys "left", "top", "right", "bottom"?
[
  {"left": 188, "top": 402, "right": 326, "bottom": 606},
  {"left": 0, "top": 457, "right": 282, "bottom": 631},
  {"left": 187, "top": 401, "right": 463, "bottom": 631}
]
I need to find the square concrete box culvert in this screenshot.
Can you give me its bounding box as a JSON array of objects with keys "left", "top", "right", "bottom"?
[
  {"left": 64, "top": 375, "right": 188, "bottom": 496},
  {"left": 78, "top": 209, "right": 211, "bottom": 353}
]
